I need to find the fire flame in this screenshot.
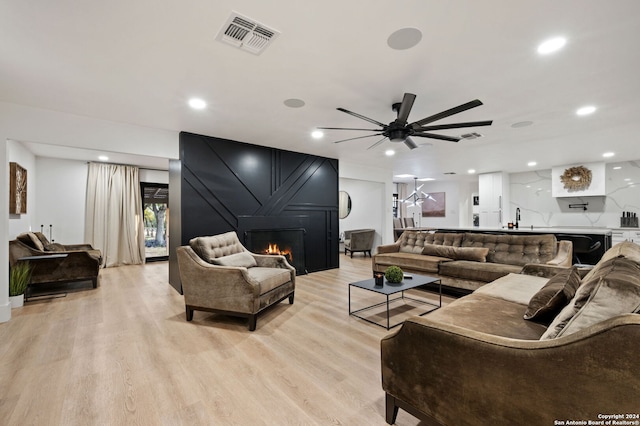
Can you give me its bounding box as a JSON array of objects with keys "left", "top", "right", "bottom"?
[{"left": 265, "top": 243, "right": 292, "bottom": 260}]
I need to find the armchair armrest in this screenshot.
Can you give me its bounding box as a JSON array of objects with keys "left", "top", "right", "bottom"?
[
  {"left": 381, "top": 314, "right": 640, "bottom": 425},
  {"left": 546, "top": 240, "right": 572, "bottom": 266},
  {"left": 251, "top": 253, "right": 296, "bottom": 281}
]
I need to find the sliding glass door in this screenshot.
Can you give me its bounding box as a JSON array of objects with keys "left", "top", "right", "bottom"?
[{"left": 141, "top": 183, "right": 169, "bottom": 261}]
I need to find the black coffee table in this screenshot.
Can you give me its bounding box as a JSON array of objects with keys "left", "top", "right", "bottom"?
[{"left": 348, "top": 274, "right": 441, "bottom": 329}]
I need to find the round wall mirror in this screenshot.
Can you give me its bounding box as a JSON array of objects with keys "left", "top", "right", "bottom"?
[{"left": 339, "top": 191, "right": 352, "bottom": 219}]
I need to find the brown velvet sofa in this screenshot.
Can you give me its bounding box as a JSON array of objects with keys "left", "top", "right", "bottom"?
[
  {"left": 9, "top": 232, "right": 103, "bottom": 289},
  {"left": 381, "top": 241, "right": 640, "bottom": 425},
  {"left": 373, "top": 230, "right": 572, "bottom": 293}
]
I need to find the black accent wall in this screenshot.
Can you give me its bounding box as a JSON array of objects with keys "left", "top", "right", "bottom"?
[{"left": 168, "top": 132, "right": 339, "bottom": 292}]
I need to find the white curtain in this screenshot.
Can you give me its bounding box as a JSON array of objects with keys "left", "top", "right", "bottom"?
[
  {"left": 397, "top": 183, "right": 408, "bottom": 219},
  {"left": 85, "top": 162, "right": 145, "bottom": 267}
]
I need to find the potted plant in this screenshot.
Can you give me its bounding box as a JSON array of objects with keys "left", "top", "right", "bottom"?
[
  {"left": 9, "top": 261, "right": 32, "bottom": 308},
  {"left": 384, "top": 265, "right": 404, "bottom": 284}
]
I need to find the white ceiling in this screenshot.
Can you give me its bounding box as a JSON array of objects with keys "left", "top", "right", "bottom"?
[{"left": 2, "top": 1, "right": 639, "bottom": 181}]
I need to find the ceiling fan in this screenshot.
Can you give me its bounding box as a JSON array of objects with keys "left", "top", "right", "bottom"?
[{"left": 318, "top": 93, "right": 493, "bottom": 150}]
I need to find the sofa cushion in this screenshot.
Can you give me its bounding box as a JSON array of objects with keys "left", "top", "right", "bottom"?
[
  {"left": 17, "top": 232, "right": 45, "bottom": 251},
  {"left": 374, "top": 252, "right": 447, "bottom": 274},
  {"left": 524, "top": 267, "right": 581, "bottom": 324},
  {"left": 247, "top": 267, "right": 291, "bottom": 294},
  {"left": 541, "top": 256, "right": 640, "bottom": 340},
  {"left": 461, "top": 233, "right": 557, "bottom": 266},
  {"left": 424, "top": 293, "right": 548, "bottom": 340},
  {"left": 581, "top": 241, "right": 640, "bottom": 283},
  {"left": 210, "top": 251, "right": 257, "bottom": 268},
  {"left": 422, "top": 245, "right": 489, "bottom": 262},
  {"left": 439, "top": 260, "right": 522, "bottom": 283},
  {"left": 474, "top": 273, "right": 548, "bottom": 305}
]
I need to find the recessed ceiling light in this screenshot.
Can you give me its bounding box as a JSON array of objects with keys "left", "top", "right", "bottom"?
[
  {"left": 283, "top": 98, "right": 305, "bottom": 108},
  {"left": 385, "top": 149, "right": 395, "bottom": 156},
  {"left": 394, "top": 174, "right": 414, "bottom": 179},
  {"left": 527, "top": 161, "right": 537, "bottom": 167},
  {"left": 311, "top": 130, "right": 323, "bottom": 139},
  {"left": 98, "top": 155, "right": 109, "bottom": 161},
  {"left": 467, "top": 169, "right": 476, "bottom": 174},
  {"left": 537, "top": 36, "right": 566, "bottom": 54},
  {"left": 417, "top": 177, "right": 435, "bottom": 181},
  {"left": 613, "top": 166, "right": 622, "bottom": 170},
  {"left": 387, "top": 28, "right": 422, "bottom": 50},
  {"left": 188, "top": 98, "right": 207, "bottom": 110},
  {"left": 603, "top": 152, "right": 615, "bottom": 158},
  {"left": 576, "top": 105, "right": 596, "bottom": 116}
]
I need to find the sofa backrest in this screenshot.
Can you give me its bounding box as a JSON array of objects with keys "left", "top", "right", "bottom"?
[
  {"left": 461, "top": 233, "right": 558, "bottom": 266},
  {"left": 398, "top": 231, "right": 463, "bottom": 254},
  {"left": 581, "top": 241, "right": 640, "bottom": 283},
  {"left": 189, "top": 231, "right": 247, "bottom": 263}
]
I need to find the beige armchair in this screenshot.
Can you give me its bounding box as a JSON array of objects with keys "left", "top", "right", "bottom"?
[
  {"left": 343, "top": 228, "right": 375, "bottom": 257},
  {"left": 176, "top": 231, "right": 295, "bottom": 331}
]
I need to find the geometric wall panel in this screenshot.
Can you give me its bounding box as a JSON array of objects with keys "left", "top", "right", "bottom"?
[{"left": 169, "top": 132, "right": 339, "bottom": 292}]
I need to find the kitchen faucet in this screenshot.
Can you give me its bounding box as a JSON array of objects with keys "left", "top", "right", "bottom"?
[{"left": 515, "top": 208, "right": 521, "bottom": 229}]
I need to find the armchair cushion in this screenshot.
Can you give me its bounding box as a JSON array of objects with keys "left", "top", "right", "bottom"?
[
  {"left": 247, "top": 268, "right": 292, "bottom": 294},
  {"left": 211, "top": 251, "right": 257, "bottom": 268}
]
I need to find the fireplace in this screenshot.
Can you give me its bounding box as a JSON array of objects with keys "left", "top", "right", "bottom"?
[{"left": 245, "top": 228, "right": 307, "bottom": 275}]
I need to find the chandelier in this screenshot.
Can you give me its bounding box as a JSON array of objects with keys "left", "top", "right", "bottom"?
[{"left": 402, "top": 177, "right": 430, "bottom": 207}]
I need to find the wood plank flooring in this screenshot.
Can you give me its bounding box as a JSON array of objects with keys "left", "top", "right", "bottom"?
[{"left": 0, "top": 254, "right": 451, "bottom": 425}]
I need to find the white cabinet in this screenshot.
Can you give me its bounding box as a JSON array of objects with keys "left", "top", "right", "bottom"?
[
  {"left": 478, "top": 172, "right": 510, "bottom": 228},
  {"left": 612, "top": 229, "right": 639, "bottom": 245}
]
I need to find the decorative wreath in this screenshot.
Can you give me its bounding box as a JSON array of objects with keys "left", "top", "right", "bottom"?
[{"left": 560, "top": 165, "right": 592, "bottom": 192}]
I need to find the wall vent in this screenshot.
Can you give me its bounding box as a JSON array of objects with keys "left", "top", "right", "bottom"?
[
  {"left": 460, "top": 132, "right": 483, "bottom": 140},
  {"left": 216, "top": 12, "right": 280, "bottom": 55}
]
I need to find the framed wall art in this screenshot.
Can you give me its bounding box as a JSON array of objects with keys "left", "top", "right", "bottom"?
[
  {"left": 9, "top": 162, "right": 27, "bottom": 214},
  {"left": 421, "top": 192, "right": 446, "bottom": 217}
]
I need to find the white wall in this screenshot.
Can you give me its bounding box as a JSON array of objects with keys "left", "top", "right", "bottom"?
[
  {"left": 510, "top": 161, "right": 640, "bottom": 228},
  {"left": 339, "top": 178, "right": 385, "bottom": 250},
  {"left": 409, "top": 180, "right": 477, "bottom": 228},
  {"left": 140, "top": 169, "right": 169, "bottom": 184},
  {"left": 35, "top": 158, "right": 88, "bottom": 244},
  {"left": 339, "top": 161, "right": 394, "bottom": 246},
  {"left": 7, "top": 140, "right": 37, "bottom": 239},
  {"left": 1, "top": 101, "right": 179, "bottom": 323}
]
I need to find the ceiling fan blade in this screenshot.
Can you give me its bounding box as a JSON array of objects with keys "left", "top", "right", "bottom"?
[
  {"left": 333, "top": 133, "right": 384, "bottom": 144},
  {"left": 396, "top": 93, "right": 416, "bottom": 123},
  {"left": 416, "top": 120, "right": 493, "bottom": 131},
  {"left": 404, "top": 136, "right": 418, "bottom": 150},
  {"left": 317, "top": 126, "right": 383, "bottom": 132},
  {"left": 412, "top": 133, "right": 461, "bottom": 142},
  {"left": 367, "top": 137, "right": 388, "bottom": 150},
  {"left": 337, "top": 107, "right": 387, "bottom": 127},
  {"left": 409, "top": 99, "right": 483, "bottom": 128}
]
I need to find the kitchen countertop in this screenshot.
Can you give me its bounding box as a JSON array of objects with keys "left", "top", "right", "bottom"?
[{"left": 435, "top": 226, "right": 613, "bottom": 235}]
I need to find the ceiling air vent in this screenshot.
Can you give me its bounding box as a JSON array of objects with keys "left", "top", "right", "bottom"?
[
  {"left": 460, "top": 132, "right": 483, "bottom": 140},
  {"left": 216, "top": 12, "right": 280, "bottom": 55}
]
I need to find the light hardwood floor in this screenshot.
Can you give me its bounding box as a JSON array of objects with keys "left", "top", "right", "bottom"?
[{"left": 1, "top": 254, "right": 451, "bottom": 425}]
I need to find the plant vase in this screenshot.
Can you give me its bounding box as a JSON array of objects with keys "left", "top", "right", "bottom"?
[{"left": 9, "top": 294, "right": 24, "bottom": 308}]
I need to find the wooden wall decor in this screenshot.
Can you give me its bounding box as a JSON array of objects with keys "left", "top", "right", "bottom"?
[{"left": 9, "top": 162, "right": 27, "bottom": 214}]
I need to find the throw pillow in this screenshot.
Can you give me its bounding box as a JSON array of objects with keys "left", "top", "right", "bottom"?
[
  {"left": 421, "top": 245, "right": 489, "bottom": 262},
  {"left": 210, "top": 251, "right": 257, "bottom": 268},
  {"left": 541, "top": 256, "right": 640, "bottom": 340},
  {"left": 524, "top": 266, "right": 581, "bottom": 324},
  {"left": 27, "top": 232, "right": 45, "bottom": 251}
]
